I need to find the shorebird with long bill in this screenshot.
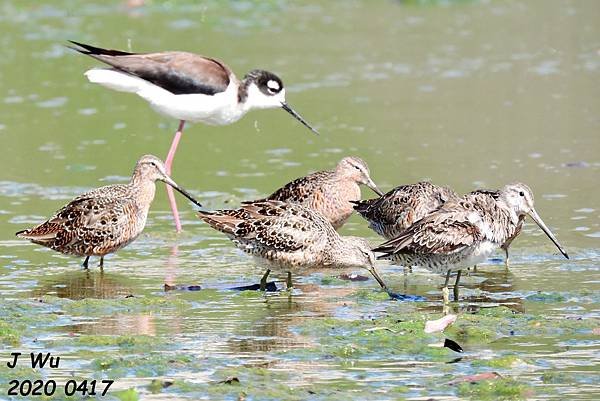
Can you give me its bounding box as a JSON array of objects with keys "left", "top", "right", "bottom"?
[
  {"left": 250, "top": 156, "right": 383, "bottom": 230},
  {"left": 69, "top": 40, "right": 318, "bottom": 232},
  {"left": 374, "top": 183, "right": 569, "bottom": 302},
  {"left": 197, "top": 200, "right": 390, "bottom": 293},
  {"left": 16, "top": 155, "right": 202, "bottom": 269}
]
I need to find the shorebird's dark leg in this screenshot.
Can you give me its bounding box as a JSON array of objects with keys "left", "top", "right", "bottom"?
[
  {"left": 82, "top": 256, "right": 90, "bottom": 269},
  {"left": 164, "top": 120, "right": 186, "bottom": 233},
  {"left": 504, "top": 248, "right": 510, "bottom": 269},
  {"left": 259, "top": 269, "right": 271, "bottom": 291},
  {"left": 453, "top": 270, "right": 462, "bottom": 302},
  {"left": 442, "top": 270, "right": 451, "bottom": 304},
  {"left": 443, "top": 270, "right": 451, "bottom": 287},
  {"left": 99, "top": 256, "right": 104, "bottom": 270},
  {"left": 286, "top": 272, "right": 293, "bottom": 290}
]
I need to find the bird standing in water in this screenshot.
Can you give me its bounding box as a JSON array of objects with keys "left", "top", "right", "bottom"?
[
  {"left": 251, "top": 157, "right": 383, "bottom": 230},
  {"left": 374, "top": 183, "right": 568, "bottom": 302},
  {"left": 69, "top": 41, "right": 318, "bottom": 232},
  {"left": 16, "top": 155, "right": 202, "bottom": 268},
  {"left": 198, "top": 200, "right": 389, "bottom": 292},
  {"left": 353, "top": 181, "right": 459, "bottom": 239}
]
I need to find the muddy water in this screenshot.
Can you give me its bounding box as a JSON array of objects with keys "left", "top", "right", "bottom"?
[{"left": 1, "top": 0, "right": 599, "bottom": 400}]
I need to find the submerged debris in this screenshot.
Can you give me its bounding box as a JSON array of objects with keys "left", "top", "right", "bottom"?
[
  {"left": 218, "top": 376, "right": 240, "bottom": 385},
  {"left": 164, "top": 283, "right": 202, "bottom": 292},
  {"left": 448, "top": 372, "right": 502, "bottom": 385},
  {"left": 425, "top": 314, "right": 457, "bottom": 333}
]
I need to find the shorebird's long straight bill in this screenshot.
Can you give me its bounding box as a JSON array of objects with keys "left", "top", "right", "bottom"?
[
  {"left": 161, "top": 177, "right": 203, "bottom": 208},
  {"left": 281, "top": 102, "right": 319, "bottom": 135},
  {"left": 528, "top": 208, "right": 569, "bottom": 259},
  {"left": 366, "top": 264, "right": 390, "bottom": 292},
  {"left": 367, "top": 178, "right": 384, "bottom": 196}
]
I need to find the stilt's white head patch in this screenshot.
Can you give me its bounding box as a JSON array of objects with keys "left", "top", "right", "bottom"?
[{"left": 266, "top": 80, "right": 281, "bottom": 93}]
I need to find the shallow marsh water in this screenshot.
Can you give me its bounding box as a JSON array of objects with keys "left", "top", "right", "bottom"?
[{"left": 0, "top": 0, "right": 599, "bottom": 400}]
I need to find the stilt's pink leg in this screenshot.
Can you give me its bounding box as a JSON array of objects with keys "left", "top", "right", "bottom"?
[{"left": 165, "top": 120, "right": 185, "bottom": 232}]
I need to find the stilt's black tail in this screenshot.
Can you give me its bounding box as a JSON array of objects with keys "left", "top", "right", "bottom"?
[{"left": 67, "top": 40, "right": 133, "bottom": 56}]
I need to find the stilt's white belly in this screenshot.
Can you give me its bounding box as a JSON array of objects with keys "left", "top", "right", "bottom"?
[
  {"left": 84, "top": 68, "right": 247, "bottom": 125},
  {"left": 143, "top": 87, "right": 245, "bottom": 125}
]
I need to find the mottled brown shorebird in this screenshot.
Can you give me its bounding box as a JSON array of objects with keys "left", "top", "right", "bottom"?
[
  {"left": 374, "top": 183, "right": 568, "bottom": 302},
  {"left": 356, "top": 183, "right": 522, "bottom": 268},
  {"left": 197, "top": 200, "right": 389, "bottom": 291},
  {"left": 16, "top": 155, "right": 202, "bottom": 268},
  {"left": 251, "top": 157, "right": 383, "bottom": 230},
  {"left": 353, "top": 181, "right": 459, "bottom": 239}
]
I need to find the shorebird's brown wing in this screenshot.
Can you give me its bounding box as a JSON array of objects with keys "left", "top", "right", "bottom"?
[
  {"left": 247, "top": 171, "right": 333, "bottom": 204},
  {"left": 373, "top": 208, "right": 484, "bottom": 258},
  {"left": 354, "top": 182, "right": 459, "bottom": 238},
  {"left": 468, "top": 188, "right": 501, "bottom": 199},
  {"left": 197, "top": 208, "right": 254, "bottom": 236},
  {"left": 16, "top": 194, "right": 132, "bottom": 254},
  {"left": 69, "top": 41, "right": 231, "bottom": 95},
  {"left": 353, "top": 185, "right": 422, "bottom": 228},
  {"left": 198, "top": 201, "right": 322, "bottom": 252}
]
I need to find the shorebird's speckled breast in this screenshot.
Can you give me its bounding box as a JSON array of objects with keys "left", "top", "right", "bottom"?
[{"left": 317, "top": 179, "right": 361, "bottom": 229}]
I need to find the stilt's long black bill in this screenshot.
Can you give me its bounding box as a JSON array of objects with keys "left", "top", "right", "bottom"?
[{"left": 281, "top": 102, "right": 319, "bottom": 135}]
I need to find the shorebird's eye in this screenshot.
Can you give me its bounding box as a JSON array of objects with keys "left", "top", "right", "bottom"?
[
  {"left": 150, "top": 162, "right": 157, "bottom": 167},
  {"left": 519, "top": 191, "right": 525, "bottom": 197}
]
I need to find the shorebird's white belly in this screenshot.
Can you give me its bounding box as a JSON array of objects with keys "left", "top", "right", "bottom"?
[
  {"left": 84, "top": 69, "right": 247, "bottom": 125},
  {"left": 463, "top": 241, "right": 497, "bottom": 267}
]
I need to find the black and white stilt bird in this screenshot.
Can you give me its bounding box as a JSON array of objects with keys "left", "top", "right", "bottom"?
[{"left": 69, "top": 40, "right": 318, "bottom": 232}]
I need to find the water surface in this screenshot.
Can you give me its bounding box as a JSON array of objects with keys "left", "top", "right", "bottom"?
[{"left": 0, "top": 0, "right": 599, "bottom": 400}]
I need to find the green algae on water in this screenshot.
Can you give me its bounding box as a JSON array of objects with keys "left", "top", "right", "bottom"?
[
  {"left": 472, "top": 355, "right": 523, "bottom": 368},
  {"left": 50, "top": 294, "right": 192, "bottom": 316},
  {"left": 115, "top": 388, "right": 140, "bottom": 401},
  {"left": 456, "top": 377, "right": 531, "bottom": 400},
  {"left": 92, "top": 353, "right": 195, "bottom": 377},
  {"left": 0, "top": 320, "right": 21, "bottom": 345},
  {"left": 70, "top": 334, "right": 164, "bottom": 350}
]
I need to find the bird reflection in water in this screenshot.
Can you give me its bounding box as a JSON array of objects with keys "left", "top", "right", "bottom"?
[{"left": 31, "top": 270, "right": 157, "bottom": 336}]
